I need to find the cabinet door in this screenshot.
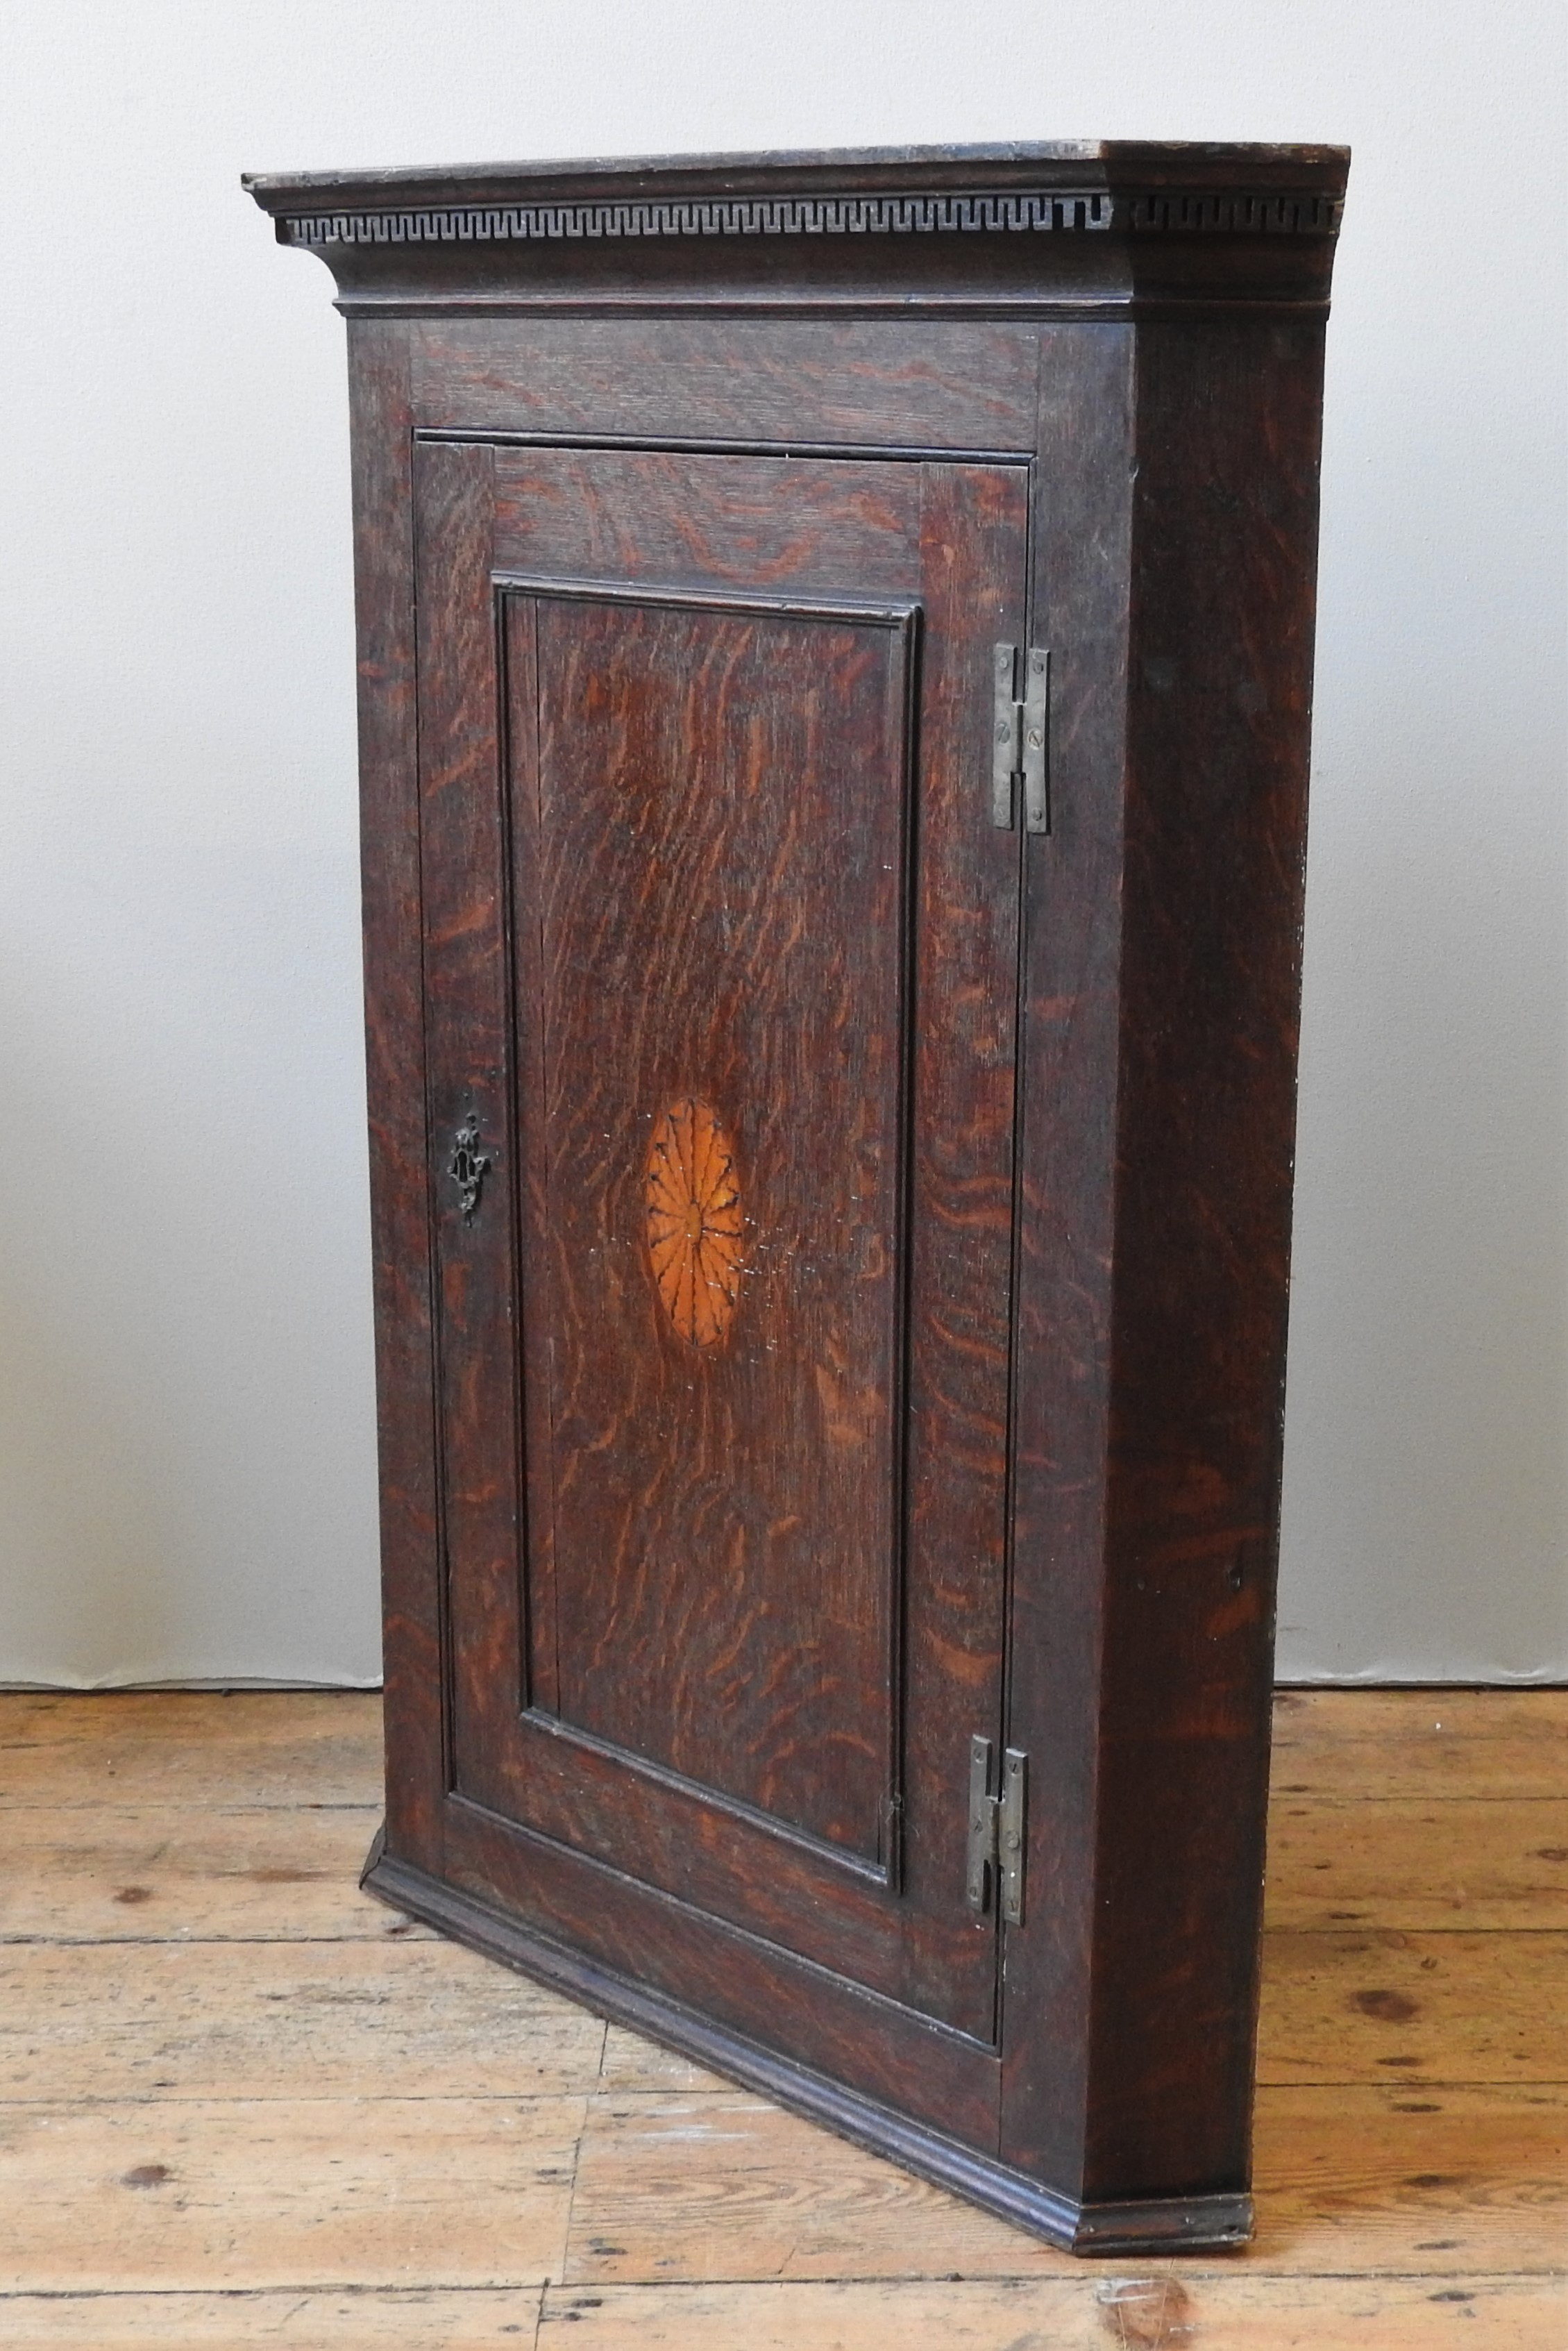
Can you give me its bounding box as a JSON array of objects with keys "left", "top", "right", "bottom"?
[{"left": 415, "top": 439, "right": 1028, "bottom": 2086}]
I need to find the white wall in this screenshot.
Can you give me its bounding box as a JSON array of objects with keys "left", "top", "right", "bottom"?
[{"left": 1, "top": 0, "right": 1562, "bottom": 1684}]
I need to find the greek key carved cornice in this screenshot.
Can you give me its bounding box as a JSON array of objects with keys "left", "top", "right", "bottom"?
[{"left": 276, "top": 184, "right": 1342, "bottom": 252}]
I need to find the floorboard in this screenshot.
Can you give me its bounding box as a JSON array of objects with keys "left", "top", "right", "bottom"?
[
  {"left": 0, "top": 2277, "right": 1563, "bottom": 2351},
  {"left": 0, "top": 1805, "right": 402, "bottom": 1942},
  {"left": 0, "top": 1941, "right": 605, "bottom": 2100},
  {"left": 559, "top": 2084, "right": 1568, "bottom": 2282},
  {"left": 1269, "top": 1689, "right": 1566, "bottom": 1800},
  {"left": 0, "top": 2099, "right": 582, "bottom": 2295},
  {"left": 0, "top": 1687, "right": 1562, "bottom": 2347},
  {"left": 1264, "top": 1796, "right": 1568, "bottom": 1931}
]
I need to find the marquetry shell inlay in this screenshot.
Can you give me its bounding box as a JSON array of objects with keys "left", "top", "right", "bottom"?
[{"left": 646, "top": 1098, "right": 744, "bottom": 1350}]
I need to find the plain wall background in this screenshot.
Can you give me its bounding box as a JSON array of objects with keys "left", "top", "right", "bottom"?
[{"left": 1, "top": 0, "right": 1562, "bottom": 1685}]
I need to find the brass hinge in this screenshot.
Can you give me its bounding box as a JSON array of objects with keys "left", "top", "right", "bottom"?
[
  {"left": 965, "top": 1734, "right": 1027, "bottom": 1924},
  {"left": 991, "top": 644, "right": 1050, "bottom": 834}
]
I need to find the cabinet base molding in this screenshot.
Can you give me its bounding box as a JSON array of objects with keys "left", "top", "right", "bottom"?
[{"left": 360, "top": 1830, "right": 1254, "bottom": 2257}]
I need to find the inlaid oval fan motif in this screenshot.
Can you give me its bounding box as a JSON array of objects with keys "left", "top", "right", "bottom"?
[{"left": 646, "top": 1098, "right": 744, "bottom": 1349}]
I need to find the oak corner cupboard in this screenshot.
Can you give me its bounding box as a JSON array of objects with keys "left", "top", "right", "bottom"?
[{"left": 246, "top": 140, "right": 1348, "bottom": 2254}]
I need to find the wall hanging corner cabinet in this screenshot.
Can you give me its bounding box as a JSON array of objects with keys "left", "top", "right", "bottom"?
[{"left": 247, "top": 140, "right": 1347, "bottom": 2254}]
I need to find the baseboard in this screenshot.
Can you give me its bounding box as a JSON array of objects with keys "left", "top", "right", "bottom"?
[
  {"left": 0, "top": 1677, "right": 386, "bottom": 1693},
  {"left": 1274, "top": 1675, "right": 1568, "bottom": 1689},
  {"left": 359, "top": 1829, "right": 1254, "bottom": 2258}
]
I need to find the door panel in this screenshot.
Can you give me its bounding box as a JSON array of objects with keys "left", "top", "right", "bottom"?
[
  {"left": 519, "top": 591, "right": 916, "bottom": 1865},
  {"left": 416, "top": 436, "right": 1027, "bottom": 2044}
]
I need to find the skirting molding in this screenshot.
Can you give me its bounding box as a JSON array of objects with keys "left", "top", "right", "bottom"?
[{"left": 360, "top": 1830, "right": 1257, "bottom": 2257}]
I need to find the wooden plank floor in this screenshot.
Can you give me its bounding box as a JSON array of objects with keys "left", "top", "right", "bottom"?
[{"left": 0, "top": 1689, "right": 1562, "bottom": 2348}]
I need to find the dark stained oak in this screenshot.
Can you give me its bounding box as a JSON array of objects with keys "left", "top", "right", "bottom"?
[
  {"left": 420, "top": 442, "right": 1029, "bottom": 2040},
  {"left": 248, "top": 142, "right": 1348, "bottom": 2254},
  {"left": 412, "top": 317, "right": 1042, "bottom": 453},
  {"left": 490, "top": 444, "right": 922, "bottom": 586},
  {"left": 522, "top": 589, "right": 913, "bottom": 1858},
  {"left": 346, "top": 324, "right": 446, "bottom": 1883}
]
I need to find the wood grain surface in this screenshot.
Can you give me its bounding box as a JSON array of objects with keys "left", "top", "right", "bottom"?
[
  {"left": 539, "top": 2277, "right": 1563, "bottom": 2350},
  {"left": 0, "top": 1689, "right": 1562, "bottom": 2346},
  {"left": 0, "top": 1689, "right": 382, "bottom": 1807},
  {"left": 345, "top": 320, "right": 446, "bottom": 1886},
  {"left": 1265, "top": 1796, "right": 1568, "bottom": 1930},
  {"left": 410, "top": 439, "right": 1033, "bottom": 2061},
  {"left": 269, "top": 142, "right": 1357, "bottom": 2243},
  {"left": 0, "top": 2098, "right": 581, "bottom": 2294},
  {"left": 0, "top": 2277, "right": 1560, "bottom": 2351},
  {"left": 412, "top": 316, "right": 1043, "bottom": 450},
  {"left": 0, "top": 1805, "right": 404, "bottom": 1942},
  {"left": 0, "top": 1941, "right": 604, "bottom": 2101},
  {"left": 1270, "top": 1687, "right": 1568, "bottom": 1798},
  {"left": 522, "top": 589, "right": 913, "bottom": 1856},
  {"left": 1054, "top": 315, "right": 1326, "bottom": 2207},
  {"left": 491, "top": 441, "right": 925, "bottom": 592}
]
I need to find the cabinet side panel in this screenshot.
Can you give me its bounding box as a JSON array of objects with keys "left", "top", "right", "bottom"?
[
  {"left": 1086, "top": 317, "right": 1327, "bottom": 2200},
  {"left": 347, "top": 321, "right": 444, "bottom": 1868},
  {"left": 1003, "top": 324, "right": 1137, "bottom": 2191}
]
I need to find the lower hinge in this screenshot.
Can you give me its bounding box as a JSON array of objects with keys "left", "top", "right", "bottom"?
[
  {"left": 965, "top": 1734, "right": 1027, "bottom": 1924},
  {"left": 991, "top": 644, "right": 1050, "bottom": 835}
]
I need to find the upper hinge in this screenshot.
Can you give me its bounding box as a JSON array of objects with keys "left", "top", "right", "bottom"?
[
  {"left": 990, "top": 644, "right": 1050, "bottom": 835},
  {"left": 965, "top": 1734, "right": 1028, "bottom": 1925}
]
